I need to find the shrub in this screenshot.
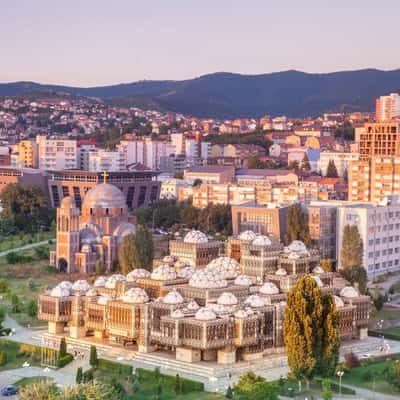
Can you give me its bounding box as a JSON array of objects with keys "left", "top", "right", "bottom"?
[
  {"left": 0, "top": 279, "right": 7, "bottom": 293},
  {"left": 83, "top": 368, "right": 94, "bottom": 383},
  {"left": 59, "top": 337, "right": 67, "bottom": 358},
  {"left": 0, "top": 350, "right": 6, "bottom": 366},
  {"left": 76, "top": 367, "right": 83, "bottom": 384},
  {"left": 362, "top": 370, "right": 373, "bottom": 382},
  {"left": 98, "top": 359, "right": 133, "bottom": 376},
  {"left": 344, "top": 352, "right": 360, "bottom": 369},
  {"left": 6, "top": 252, "right": 20, "bottom": 264},
  {"left": 57, "top": 353, "right": 73, "bottom": 368},
  {"left": 26, "top": 300, "right": 38, "bottom": 318}
]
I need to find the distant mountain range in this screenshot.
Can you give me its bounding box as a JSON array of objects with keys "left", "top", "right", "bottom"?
[{"left": 1, "top": 69, "right": 400, "bottom": 118}]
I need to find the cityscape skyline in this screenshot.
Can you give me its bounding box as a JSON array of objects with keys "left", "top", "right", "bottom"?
[{"left": 1, "top": 0, "right": 400, "bottom": 86}]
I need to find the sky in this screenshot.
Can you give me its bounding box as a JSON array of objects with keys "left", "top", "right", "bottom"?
[{"left": 1, "top": 0, "right": 400, "bottom": 87}]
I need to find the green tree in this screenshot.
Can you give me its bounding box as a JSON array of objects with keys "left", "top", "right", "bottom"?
[
  {"left": 11, "top": 294, "right": 21, "bottom": 313},
  {"left": 301, "top": 153, "right": 311, "bottom": 171},
  {"left": 0, "top": 279, "right": 8, "bottom": 293},
  {"left": 373, "top": 293, "right": 386, "bottom": 311},
  {"left": 340, "top": 225, "right": 363, "bottom": 270},
  {"left": 59, "top": 337, "right": 67, "bottom": 359},
  {"left": 118, "top": 234, "right": 136, "bottom": 274},
  {"left": 175, "top": 374, "right": 181, "bottom": 395},
  {"left": 133, "top": 225, "right": 154, "bottom": 271},
  {"left": 19, "top": 381, "right": 59, "bottom": 400},
  {"left": 26, "top": 300, "right": 38, "bottom": 318},
  {"left": 322, "top": 379, "right": 333, "bottom": 400},
  {"left": 233, "top": 372, "right": 279, "bottom": 400},
  {"left": 321, "top": 259, "right": 333, "bottom": 272},
  {"left": 0, "top": 350, "right": 6, "bottom": 366},
  {"left": 95, "top": 259, "right": 104, "bottom": 275},
  {"left": 284, "top": 276, "right": 339, "bottom": 388},
  {"left": 285, "top": 204, "right": 311, "bottom": 246},
  {"left": 76, "top": 366, "right": 83, "bottom": 384},
  {"left": 89, "top": 345, "right": 98, "bottom": 369},
  {"left": 193, "top": 178, "right": 203, "bottom": 187},
  {"left": 226, "top": 385, "right": 233, "bottom": 399},
  {"left": 326, "top": 159, "right": 339, "bottom": 178},
  {"left": 386, "top": 360, "right": 400, "bottom": 390}
]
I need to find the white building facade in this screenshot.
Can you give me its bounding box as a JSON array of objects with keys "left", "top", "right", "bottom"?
[
  {"left": 319, "top": 151, "right": 359, "bottom": 177},
  {"left": 36, "top": 135, "right": 78, "bottom": 170}
]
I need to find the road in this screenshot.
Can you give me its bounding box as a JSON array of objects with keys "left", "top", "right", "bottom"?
[{"left": 0, "top": 239, "right": 54, "bottom": 258}]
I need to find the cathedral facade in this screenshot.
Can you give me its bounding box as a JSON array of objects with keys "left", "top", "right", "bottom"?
[{"left": 51, "top": 183, "right": 136, "bottom": 274}]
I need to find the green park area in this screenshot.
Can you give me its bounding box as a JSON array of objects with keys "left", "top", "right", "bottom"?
[
  {"left": 0, "top": 340, "right": 42, "bottom": 372},
  {"left": 0, "top": 231, "right": 54, "bottom": 253}
]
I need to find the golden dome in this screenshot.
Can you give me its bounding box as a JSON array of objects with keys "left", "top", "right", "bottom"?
[{"left": 82, "top": 183, "right": 126, "bottom": 209}]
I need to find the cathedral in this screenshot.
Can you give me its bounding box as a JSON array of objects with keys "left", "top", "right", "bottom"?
[{"left": 50, "top": 182, "right": 136, "bottom": 274}]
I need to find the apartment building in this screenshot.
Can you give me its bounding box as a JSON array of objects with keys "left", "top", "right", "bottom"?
[
  {"left": 17, "top": 140, "right": 38, "bottom": 168},
  {"left": 88, "top": 149, "right": 126, "bottom": 172},
  {"left": 319, "top": 151, "right": 359, "bottom": 177},
  {"left": 36, "top": 135, "right": 78, "bottom": 170},
  {"left": 337, "top": 199, "right": 400, "bottom": 277},
  {"left": 231, "top": 202, "right": 289, "bottom": 242},
  {"left": 183, "top": 166, "right": 235, "bottom": 184},
  {"left": 376, "top": 93, "right": 400, "bottom": 122}
]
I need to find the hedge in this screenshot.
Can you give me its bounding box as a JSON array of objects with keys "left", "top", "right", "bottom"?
[
  {"left": 135, "top": 367, "right": 204, "bottom": 392},
  {"left": 368, "top": 329, "right": 400, "bottom": 341},
  {"left": 57, "top": 353, "right": 73, "bottom": 368},
  {"left": 313, "top": 378, "right": 355, "bottom": 395},
  {"left": 98, "top": 358, "right": 133, "bottom": 375}
]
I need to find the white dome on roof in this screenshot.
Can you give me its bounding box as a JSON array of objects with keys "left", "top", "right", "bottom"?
[
  {"left": 163, "top": 290, "right": 184, "bottom": 305},
  {"left": 284, "top": 240, "right": 310, "bottom": 256},
  {"left": 210, "top": 303, "right": 227, "bottom": 314},
  {"left": 85, "top": 288, "right": 98, "bottom": 297},
  {"left": 252, "top": 235, "right": 272, "bottom": 247},
  {"left": 195, "top": 307, "right": 217, "bottom": 321},
  {"left": 178, "top": 266, "right": 196, "bottom": 279},
  {"left": 122, "top": 288, "right": 149, "bottom": 304},
  {"left": 72, "top": 280, "right": 90, "bottom": 293},
  {"left": 334, "top": 295, "right": 345, "bottom": 308},
  {"left": 239, "top": 230, "right": 257, "bottom": 241},
  {"left": 288, "top": 252, "right": 300, "bottom": 260},
  {"left": 59, "top": 281, "right": 73, "bottom": 290},
  {"left": 151, "top": 265, "right": 177, "bottom": 281},
  {"left": 184, "top": 230, "right": 208, "bottom": 244},
  {"left": 51, "top": 286, "right": 70, "bottom": 297},
  {"left": 189, "top": 269, "right": 227, "bottom": 289},
  {"left": 234, "top": 309, "right": 248, "bottom": 318},
  {"left": 312, "top": 275, "right": 324, "bottom": 288},
  {"left": 127, "top": 269, "right": 151, "bottom": 282},
  {"left": 163, "top": 255, "right": 176, "bottom": 264},
  {"left": 234, "top": 275, "right": 253, "bottom": 287},
  {"left": 98, "top": 295, "right": 111, "bottom": 305},
  {"left": 313, "top": 266, "right": 324, "bottom": 274},
  {"left": 94, "top": 276, "right": 107, "bottom": 287},
  {"left": 105, "top": 274, "right": 126, "bottom": 289},
  {"left": 171, "top": 309, "right": 185, "bottom": 319},
  {"left": 187, "top": 300, "right": 200, "bottom": 311},
  {"left": 217, "top": 292, "right": 238, "bottom": 306},
  {"left": 245, "top": 294, "right": 266, "bottom": 308},
  {"left": 174, "top": 260, "right": 188, "bottom": 269},
  {"left": 206, "top": 257, "right": 240, "bottom": 279},
  {"left": 260, "top": 282, "right": 279, "bottom": 295},
  {"left": 275, "top": 267, "right": 287, "bottom": 276},
  {"left": 340, "top": 286, "right": 359, "bottom": 298}
]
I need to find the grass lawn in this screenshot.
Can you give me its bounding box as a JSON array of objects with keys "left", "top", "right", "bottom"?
[
  {"left": 0, "top": 340, "right": 41, "bottom": 372},
  {"left": 381, "top": 326, "right": 400, "bottom": 335},
  {"left": 93, "top": 362, "right": 224, "bottom": 400},
  {"left": 14, "top": 376, "right": 53, "bottom": 388},
  {"left": 333, "top": 358, "right": 400, "bottom": 395},
  {"left": 371, "top": 307, "right": 400, "bottom": 322},
  {"left": 0, "top": 231, "right": 54, "bottom": 252}
]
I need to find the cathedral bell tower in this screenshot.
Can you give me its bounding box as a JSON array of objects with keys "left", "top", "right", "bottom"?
[{"left": 56, "top": 196, "right": 80, "bottom": 273}]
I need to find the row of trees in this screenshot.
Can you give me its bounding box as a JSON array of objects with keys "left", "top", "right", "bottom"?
[
  {"left": 135, "top": 199, "right": 232, "bottom": 236},
  {"left": 0, "top": 184, "right": 55, "bottom": 234}
]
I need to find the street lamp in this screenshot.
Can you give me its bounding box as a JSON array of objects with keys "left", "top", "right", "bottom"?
[{"left": 337, "top": 370, "right": 344, "bottom": 397}]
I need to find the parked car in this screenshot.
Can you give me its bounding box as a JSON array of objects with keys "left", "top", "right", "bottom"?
[{"left": 1, "top": 385, "right": 18, "bottom": 396}]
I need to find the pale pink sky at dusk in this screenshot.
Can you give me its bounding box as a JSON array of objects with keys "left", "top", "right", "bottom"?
[{"left": 1, "top": 0, "right": 400, "bottom": 86}]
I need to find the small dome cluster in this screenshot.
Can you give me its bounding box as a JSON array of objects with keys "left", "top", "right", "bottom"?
[
  {"left": 50, "top": 285, "right": 71, "bottom": 298},
  {"left": 127, "top": 269, "right": 151, "bottom": 282},
  {"left": 189, "top": 269, "right": 227, "bottom": 289},
  {"left": 178, "top": 266, "right": 196, "bottom": 279},
  {"left": 171, "top": 309, "right": 185, "bottom": 319},
  {"left": 245, "top": 294, "right": 266, "bottom": 308},
  {"left": 206, "top": 257, "right": 240, "bottom": 279},
  {"left": 275, "top": 267, "right": 287, "bottom": 276},
  {"left": 252, "top": 235, "right": 272, "bottom": 247},
  {"left": 334, "top": 295, "right": 345, "bottom": 308},
  {"left": 195, "top": 307, "right": 217, "bottom": 321},
  {"left": 340, "top": 286, "right": 359, "bottom": 298},
  {"left": 259, "top": 281, "right": 280, "bottom": 295},
  {"left": 105, "top": 274, "right": 126, "bottom": 289},
  {"left": 151, "top": 265, "right": 177, "bottom": 281},
  {"left": 183, "top": 230, "right": 208, "bottom": 244},
  {"left": 94, "top": 276, "right": 107, "bottom": 287},
  {"left": 122, "top": 288, "right": 149, "bottom": 304},
  {"left": 72, "top": 280, "right": 90, "bottom": 293},
  {"left": 98, "top": 295, "right": 111, "bottom": 305},
  {"left": 234, "top": 275, "right": 253, "bottom": 286},
  {"left": 239, "top": 230, "right": 257, "bottom": 241},
  {"left": 284, "top": 240, "right": 310, "bottom": 258},
  {"left": 163, "top": 255, "right": 176, "bottom": 265},
  {"left": 217, "top": 292, "right": 238, "bottom": 306},
  {"left": 186, "top": 300, "right": 200, "bottom": 311},
  {"left": 313, "top": 266, "right": 324, "bottom": 274},
  {"left": 163, "top": 290, "right": 184, "bottom": 305}
]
